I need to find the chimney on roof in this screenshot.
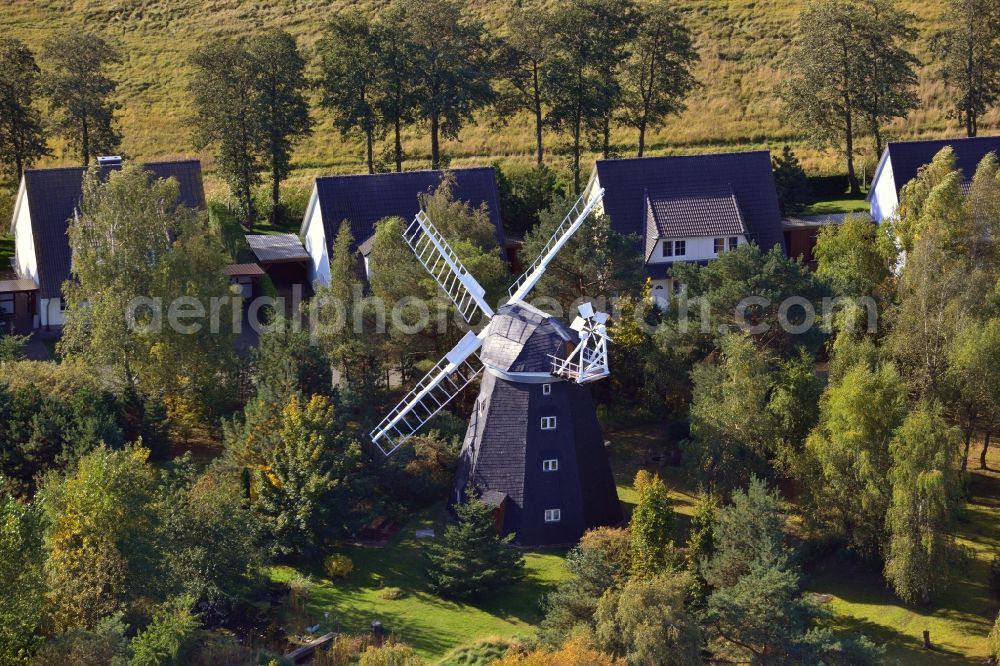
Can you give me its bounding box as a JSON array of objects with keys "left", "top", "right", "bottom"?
[{"left": 97, "top": 156, "right": 123, "bottom": 167}]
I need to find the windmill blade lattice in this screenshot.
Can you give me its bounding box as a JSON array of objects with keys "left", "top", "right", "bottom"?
[
  {"left": 369, "top": 330, "right": 484, "bottom": 455},
  {"left": 404, "top": 210, "right": 494, "bottom": 324},
  {"left": 507, "top": 187, "right": 605, "bottom": 302}
]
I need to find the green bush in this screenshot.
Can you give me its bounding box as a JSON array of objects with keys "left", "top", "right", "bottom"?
[
  {"left": 438, "top": 638, "right": 513, "bottom": 666},
  {"left": 324, "top": 554, "right": 354, "bottom": 580},
  {"left": 379, "top": 586, "right": 405, "bottom": 600}
]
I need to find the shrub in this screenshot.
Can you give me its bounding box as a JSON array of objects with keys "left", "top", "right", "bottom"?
[
  {"left": 438, "top": 638, "right": 513, "bottom": 666},
  {"left": 379, "top": 586, "right": 405, "bottom": 600},
  {"left": 990, "top": 612, "right": 1000, "bottom": 662},
  {"left": 357, "top": 643, "right": 423, "bottom": 666},
  {"left": 324, "top": 554, "right": 354, "bottom": 580}
]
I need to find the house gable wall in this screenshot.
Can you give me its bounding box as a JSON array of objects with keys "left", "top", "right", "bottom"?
[{"left": 870, "top": 156, "right": 898, "bottom": 224}]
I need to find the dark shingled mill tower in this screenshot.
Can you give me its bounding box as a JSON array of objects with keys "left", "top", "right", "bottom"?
[{"left": 370, "top": 187, "right": 622, "bottom": 546}]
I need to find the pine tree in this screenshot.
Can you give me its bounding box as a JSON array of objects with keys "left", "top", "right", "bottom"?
[
  {"left": 771, "top": 145, "right": 810, "bottom": 216},
  {"left": 425, "top": 492, "right": 525, "bottom": 599}
]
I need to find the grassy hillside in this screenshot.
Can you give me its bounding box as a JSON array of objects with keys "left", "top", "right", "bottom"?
[{"left": 0, "top": 0, "right": 985, "bottom": 190}]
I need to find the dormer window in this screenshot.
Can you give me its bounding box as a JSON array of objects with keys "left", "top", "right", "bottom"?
[
  {"left": 714, "top": 237, "right": 725, "bottom": 254},
  {"left": 728, "top": 236, "right": 739, "bottom": 250},
  {"left": 661, "top": 240, "right": 686, "bottom": 258}
]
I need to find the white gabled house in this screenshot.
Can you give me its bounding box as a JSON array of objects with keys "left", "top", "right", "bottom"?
[
  {"left": 584, "top": 151, "right": 786, "bottom": 305},
  {"left": 3, "top": 158, "right": 205, "bottom": 331},
  {"left": 868, "top": 136, "right": 1000, "bottom": 224},
  {"left": 300, "top": 167, "right": 506, "bottom": 288}
]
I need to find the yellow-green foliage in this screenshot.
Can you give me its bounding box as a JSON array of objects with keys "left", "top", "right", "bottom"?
[
  {"left": 323, "top": 553, "right": 354, "bottom": 580},
  {"left": 0, "top": 0, "right": 978, "bottom": 185}
]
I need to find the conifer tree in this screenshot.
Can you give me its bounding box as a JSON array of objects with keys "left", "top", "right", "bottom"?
[{"left": 424, "top": 491, "right": 525, "bottom": 599}]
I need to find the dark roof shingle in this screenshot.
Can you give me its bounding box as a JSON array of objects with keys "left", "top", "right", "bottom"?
[
  {"left": 594, "top": 151, "right": 785, "bottom": 255},
  {"left": 311, "top": 167, "right": 506, "bottom": 257},
  {"left": 881, "top": 136, "right": 1000, "bottom": 195},
  {"left": 22, "top": 160, "right": 205, "bottom": 299}
]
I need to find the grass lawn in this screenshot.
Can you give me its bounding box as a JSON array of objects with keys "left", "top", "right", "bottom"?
[
  {"left": 0, "top": 235, "right": 13, "bottom": 271},
  {"left": 801, "top": 196, "right": 871, "bottom": 216},
  {"left": 270, "top": 504, "right": 569, "bottom": 662},
  {"left": 805, "top": 447, "right": 1000, "bottom": 665}
]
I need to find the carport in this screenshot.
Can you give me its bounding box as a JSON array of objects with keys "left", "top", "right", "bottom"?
[
  {"left": 0, "top": 278, "right": 39, "bottom": 334},
  {"left": 245, "top": 233, "right": 312, "bottom": 295}
]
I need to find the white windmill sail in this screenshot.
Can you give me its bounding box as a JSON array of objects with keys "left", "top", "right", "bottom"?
[
  {"left": 369, "top": 330, "right": 484, "bottom": 455},
  {"left": 405, "top": 210, "right": 494, "bottom": 323},
  {"left": 507, "top": 187, "right": 605, "bottom": 302}
]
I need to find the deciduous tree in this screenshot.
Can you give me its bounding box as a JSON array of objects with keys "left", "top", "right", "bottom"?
[
  {"left": 783, "top": 0, "right": 866, "bottom": 194},
  {"left": 253, "top": 394, "right": 362, "bottom": 558},
  {"left": 621, "top": 0, "right": 697, "bottom": 157},
  {"left": 318, "top": 13, "right": 382, "bottom": 174},
  {"left": 60, "top": 164, "right": 236, "bottom": 426},
  {"left": 41, "top": 31, "right": 120, "bottom": 165},
  {"left": 628, "top": 470, "right": 676, "bottom": 576},
  {"left": 884, "top": 404, "right": 962, "bottom": 604},
  {"left": 400, "top": 0, "right": 494, "bottom": 169},
  {"left": 0, "top": 38, "right": 49, "bottom": 179},
  {"left": 189, "top": 39, "right": 263, "bottom": 226},
  {"left": 41, "top": 445, "right": 161, "bottom": 631},
  {"left": 594, "top": 574, "right": 701, "bottom": 665},
  {"left": 805, "top": 362, "right": 906, "bottom": 558},
  {"left": 249, "top": 29, "right": 312, "bottom": 225},
  {"left": 933, "top": 0, "right": 1000, "bottom": 137},
  {"left": 495, "top": 3, "right": 554, "bottom": 164},
  {"left": 855, "top": 0, "right": 919, "bottom": 156}
]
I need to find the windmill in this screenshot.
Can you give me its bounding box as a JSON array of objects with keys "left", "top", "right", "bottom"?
[{"left": 370, "top": 188, "right": 623, "bottom": 546}]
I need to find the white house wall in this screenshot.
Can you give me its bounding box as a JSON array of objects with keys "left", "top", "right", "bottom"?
[
  {"left": 301, "top": 186, "right": 331, "bottom": 286},
  {"left": 11, "top": 179, "right": 38, "bottom": 284},
  {"left": 869, "top": 158, "right": 898, "bottom": 224},
  {"left": 646, "top": 235, "right": 745, "bottom": 264},
  {"left": 40, "top": 297, "right": 63, "bottom": 328}
]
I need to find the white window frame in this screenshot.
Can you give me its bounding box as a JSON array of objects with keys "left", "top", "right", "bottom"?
[
  {"left": 674, "top": 240, "right": 686, "bottom": 256},
  {"left": 544, "top": 508, "right": 561, "bottom": 523},
  {"left": 542, "top": 383, "right": 552, "bottom": 395},
  {"left": 542, "top": 458, "right": 559, "bottom": 472},
  {"left": 540, "top": 416, "right": 557, "bottom": 430},
  {"left": 728, "top": 236, "right": 739, "bottom": 250},
  {"left": 714, "top": 237, "right": 725, "bottom": 254},
  {"left": 662, "top": 240, "right": 674, "bottom": 258}
]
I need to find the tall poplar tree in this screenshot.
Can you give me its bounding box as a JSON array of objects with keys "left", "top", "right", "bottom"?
[
  {"left": 783, "top": 0, "right": 866, "bottom": 194},
  {"left": 621, "top": 0, "right": 697, "bottom": 157},
  {"left": 249, "top": 29, "right": 312, "bottom": 224},
  {"left": 494, "top": 2, "right": 553, "bottom": 164},
  {"left": 933, "top": 0, "right": 1000, "bottom": 137},
  {"left": 189, "top": 39, "right": 263, "bottom": 226},
  {"left": 318, "top": 13, "right": 382, "bottom": 174},
  {"left": 41, "top": 31, "right": 121, "bottom": 166},
  {"left": 401, "top": 0, "right": 494, "bottom": 169},
  {"left": 0, "top": 38, "right": 49, "bottom": 178}
]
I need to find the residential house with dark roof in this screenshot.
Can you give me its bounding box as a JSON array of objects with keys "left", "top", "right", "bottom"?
[
  {"left": 300, "top": 167, "right": 506, "bottom": 286},
  {"left": 585, "top": 151, "right": 786, "bottom": 304},
  {"left": 868, "top": 136, "right": 1000, "bottom": 223},
  {"left": 5, "top": 159, "right": 205, "bottom": 330}
]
